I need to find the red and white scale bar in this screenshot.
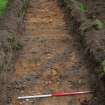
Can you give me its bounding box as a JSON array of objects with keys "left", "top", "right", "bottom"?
[{"left": 17, "top": 91, "right": 93, "bottom": 100}]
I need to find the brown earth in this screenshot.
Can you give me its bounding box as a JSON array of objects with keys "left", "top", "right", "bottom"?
[{"left": 3, "top": 0, "right": 98, "bottom": 105}]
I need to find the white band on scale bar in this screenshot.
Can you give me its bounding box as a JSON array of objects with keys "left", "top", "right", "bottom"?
[{"left": 18, "top": 94, "right": 52, "bottom": 99}]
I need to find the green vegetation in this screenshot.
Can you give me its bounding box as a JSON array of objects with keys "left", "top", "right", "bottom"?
[
  {"left": 101, "top": 60, "right": 105, "bottom": 73},
  {"left": 0, "top": 0, "right": 8, "bottom": 16},
  {"left": 79, "top": 3, "right": 87, "bottom": 12},
  {"left": 94, "top": 19, "right": 105, "bottom": 30},
  {"left": 70, "top": 0, "right": 87, "bottom": 12}
]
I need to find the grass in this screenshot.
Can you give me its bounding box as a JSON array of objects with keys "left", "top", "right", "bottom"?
[{"left": 0, "top": 0, "right": 8, "bottom": 16}]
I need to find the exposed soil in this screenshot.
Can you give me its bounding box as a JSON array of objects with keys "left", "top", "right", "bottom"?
[
  {"left": 1, "top": 0, "right": 100, "bottom": 105},
  {"left": 6, "top": 0, "right": 96, "bottom": 105}
]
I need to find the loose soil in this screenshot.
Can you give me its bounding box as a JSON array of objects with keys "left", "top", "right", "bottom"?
[{"left": 5, "top": 0, "right": 98, "bottom": 105}]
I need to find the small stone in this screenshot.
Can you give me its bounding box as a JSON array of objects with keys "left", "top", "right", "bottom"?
[
  {"left": 49, "top": 19, "right": 53, "bottom": 23},
  {"left": 78, "top": 80, "right": 82, "bottom": 84},
  {"left": 26, "top": 99, "right": 29, "bottom": 101},
  {"left": 44, "top": 81, "right": 49, "bottom": 85},
  {"left": 47, "top": 53, "right": 53, "bottom": 59},
  {"left": 20, "top": 90, "right": 24, "bottom": 93},
  {"left": 37, "top": 63, "right": 40, "bottom": 66},
  {"left": 52, "top": 69, "right": 57, "bottom": 76}
]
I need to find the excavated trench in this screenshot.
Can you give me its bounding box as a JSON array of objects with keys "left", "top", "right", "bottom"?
[{"left": 4, "top": 0, "right": 98, "bottom": 105}]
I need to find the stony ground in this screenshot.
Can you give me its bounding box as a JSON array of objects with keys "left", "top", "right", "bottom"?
[{"left": 9, "top": 0, "right": 95, "bottom": 105}]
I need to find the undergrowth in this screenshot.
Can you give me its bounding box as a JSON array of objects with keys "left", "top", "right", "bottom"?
[{"left": 7, "top": 35, "right": 23, "bottom": 51}]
